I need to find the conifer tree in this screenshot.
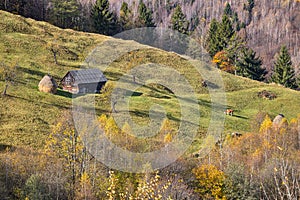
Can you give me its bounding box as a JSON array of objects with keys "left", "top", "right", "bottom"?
[
  {"left": 233, "top": 12, "right": 241, "bottom": 31},
  {"left": 244, "top": 0, "right": 255, "bottom": 25},
  {"left": 237, "top": 47, "right": 266, "bottom": 81},
  {"left": 205, "top": 19, "right": 221, "bottom": 57},
  {"left": 244, "top": 0, "right": 255, "bottom": 12},
  {"left": 171, "top": 5, "right": 189, "bottom": 34},
  {"left": 224, "top": 2, "right": 233, "bottom": 17},
  {"left": 119, "top": 2, "right": 133, "bottom": 30},
  {"left": 91, "top": 0, "right": 116, "bottom": 35},
  {"left": 137, "top": 0, "right": 154, "bottom": 27},
  {"left": 272, "top": 46, "right": 297, "bottom": 89},
  {"left": 225, "top": 34, "right": 246, "bottom": 69},
  {"left": 218, "top": 14, "right": 235, "bottom": 50},
  {"left": 49, "top": 0, "right": 80, "bottom": 29}
]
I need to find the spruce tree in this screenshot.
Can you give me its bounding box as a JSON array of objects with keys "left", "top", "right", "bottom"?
[
  {"left": 119, "top": 2, "right": 133, "bottom": 30},
  {"left": 91, "top": 0, "right": 116, "bottom": 35},
  {"left": 224, "top": 2, "right": 233, "bottom": 17},
  {"left": 49, "top": 0, "right": 79, "bottom": 29},
  {"left": 205, "top": 19, "right": 221, "bottom": 57},
  {"left": 244, "top": 0, "right": 255, "bottom": 25},
  {"left": 237, "top": 47, "right": 266, "bottom": 81},
  {"left": 272, "top": 46, "right": 297, "bottom": 88},
  {"left": 217, "top": 14, "right": 235, "bottom": 50},
  {"left": 244, "top": 0, "right": 255, "bottom": 12},
  {"left": 138, "top": 0, "right": 154, "bottom": 27},
  {"left": 171, "top": 5, "right": 189, "bottom": 34},
  {"left": 225, "top": 34, "right": 246, "bottom": 72},
  {"left": 233, "top": 12, "right": 241, "bottom": 31}
]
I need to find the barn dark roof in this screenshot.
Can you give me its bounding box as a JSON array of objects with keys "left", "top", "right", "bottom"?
[{"left": 68, "top": 68, "right": 107, "bottom": 84}]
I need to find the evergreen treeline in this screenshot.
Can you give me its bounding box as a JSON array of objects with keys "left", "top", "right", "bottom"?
[
  {"left": 207, "top": 3, "right": 267, "bottom": 81},
  {"left": 207, "top": 3, "right": 298, "bottom": 88}
]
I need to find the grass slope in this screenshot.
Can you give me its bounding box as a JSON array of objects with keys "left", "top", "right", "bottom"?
[{"left": 0, "top": 10, "right": 300, "bottom": 150}]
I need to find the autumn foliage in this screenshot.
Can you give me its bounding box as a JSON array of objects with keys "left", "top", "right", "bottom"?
[
  {"left": 0, "top": 112, "right": 299, "bottom": 199},
  {"left": 212, "top": 51, "right": 235, "bottom": 73},
  {"left": 194, "top": 114, "right": 300, "bottom": 199}
]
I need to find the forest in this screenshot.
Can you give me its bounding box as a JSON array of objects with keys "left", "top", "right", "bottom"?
[
  {"left": 0, "top": 111, "right": 299, "bottom": 199},
  {"left": 1, "top": 0, "right": 300, "bottom": 72}
]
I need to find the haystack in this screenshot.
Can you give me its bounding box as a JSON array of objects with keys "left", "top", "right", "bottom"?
[
  {"left": 38, "top": 74, "right": 58, "bottom": 94},
  {"left": 273, "top": 114, "right": 285, "bottom": 128}
]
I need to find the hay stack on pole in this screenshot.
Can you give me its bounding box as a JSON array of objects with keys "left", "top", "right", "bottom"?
[
  {"left": 38, "top": 74, "right": 58, "bottom": 94},
  {"left": 272, "top": 114, "right": 285, "bottom": 130},
  {"left": 273, "top": 114, "right": 284, "bottom": 125}
]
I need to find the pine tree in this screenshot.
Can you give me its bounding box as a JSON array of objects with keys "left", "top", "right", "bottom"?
[
  {"left": 272, "top": 46, "right": 297, "bottom": 89},
  {"left": 205, "top": 19, "right": 221, "bottom": 57},
  {"left": 224, "top": 2, "right": 233, "bottom": 17},
  {"left": 137, "top": 0, "right": 154, "bottom": 27},
  {"left": 244, "top": 0, "right": 255, "bottom": 12},
  {"left": 48, "top": 0, "right": 80, "bottom": 29},
  {"left": 233, "top": 12, "right": 241, "bottom": 31},
  {"left": 171, "top": 5, "right": 189, "bottom": 34},
  {"left": 218, "top": 14, "right": 235, "bottom": 50},
  {"left": 237, "top": 47, "right": 266, "bottom": 81},
  {"left": 225, "top": 34, "right": 246, "bottom": 69},
  {"left": 91, "top": 0, "right": 116, "bottom": 35},
  {"left": 119, "top": 2, "right": 133, "bottom": 30},
  {"left": 244, "top": 0, "right": 255, "bottom": 25}
]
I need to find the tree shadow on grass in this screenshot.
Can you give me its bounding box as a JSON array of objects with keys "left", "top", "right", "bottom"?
[
  {"left": 8, "top": 94, "right": 70, "bottom": 110},
  {"left": 206, "top": 80, "right": 220, "bottom": 89},
  {"left": 232, "top": 114, "right": 248, "bottom": 119},
  {"left": 18, "top": 66, "right": 45, "bottom": 78},
  {"left": 104, "top": 71, "right": 124, "bottom": 81},
  {"left": 19, "top": 66, "right": 63, "bottom": 81},
  {"left": 120, "top": 89, "right": 143, "bottom": 97},
  {"left": 0, "top": 144, "right": 15, "bottom": 152}
]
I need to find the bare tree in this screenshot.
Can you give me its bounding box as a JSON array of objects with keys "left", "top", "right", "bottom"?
[{"left": 0, "top": 62, "right": 18, "bottom": 96}]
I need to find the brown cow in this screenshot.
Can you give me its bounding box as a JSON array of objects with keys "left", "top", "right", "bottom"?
[{"left": 225, "top": 109, "right": 234, "bottom": 116}]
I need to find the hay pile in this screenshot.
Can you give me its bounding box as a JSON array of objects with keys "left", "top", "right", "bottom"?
[
  {"left": 38, "top": 75, "right": 58, "bottom": 94},
  {"left": 272, "top": 114, "right": 285, "bottom": 129},
  {"left": 258, "top": 90, "right": 277, "bottom": 100}
]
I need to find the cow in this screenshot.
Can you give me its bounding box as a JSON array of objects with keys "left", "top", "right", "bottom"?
[
  {"left": 225, "top": 109, "right": 234, "bottom": 116},
  {"left": 231, "top": 132, "right": 242, "bottom": 138}
]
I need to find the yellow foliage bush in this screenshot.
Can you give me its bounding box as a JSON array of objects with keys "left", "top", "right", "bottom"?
[{"left": 192, "top": 164, "right": 226, "bottom": 200}]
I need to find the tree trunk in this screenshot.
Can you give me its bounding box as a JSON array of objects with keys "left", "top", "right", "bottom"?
[
  {"left": 51, "top": 48, "right": 58, "bottom": 65},
  {"left": 42, "top": 0, "right": 45, "bottom": 21},
  {"left": 2, "top": 84, "right": 8, "bottom": 96},
  {"left": 112, "top": 101, "right": 117, "bottom": 113},
  {"left": 53, "top": 52, "right": 58, "bottom": 65}
]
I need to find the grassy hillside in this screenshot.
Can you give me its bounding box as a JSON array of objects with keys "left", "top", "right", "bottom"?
[{"left": 0, "top": 10, "right": 300, "bottom": 150}]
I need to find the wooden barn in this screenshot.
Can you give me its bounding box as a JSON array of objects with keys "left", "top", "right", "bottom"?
[{"left": 61, "top": 68, "right": 107, "bottom": 94}]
